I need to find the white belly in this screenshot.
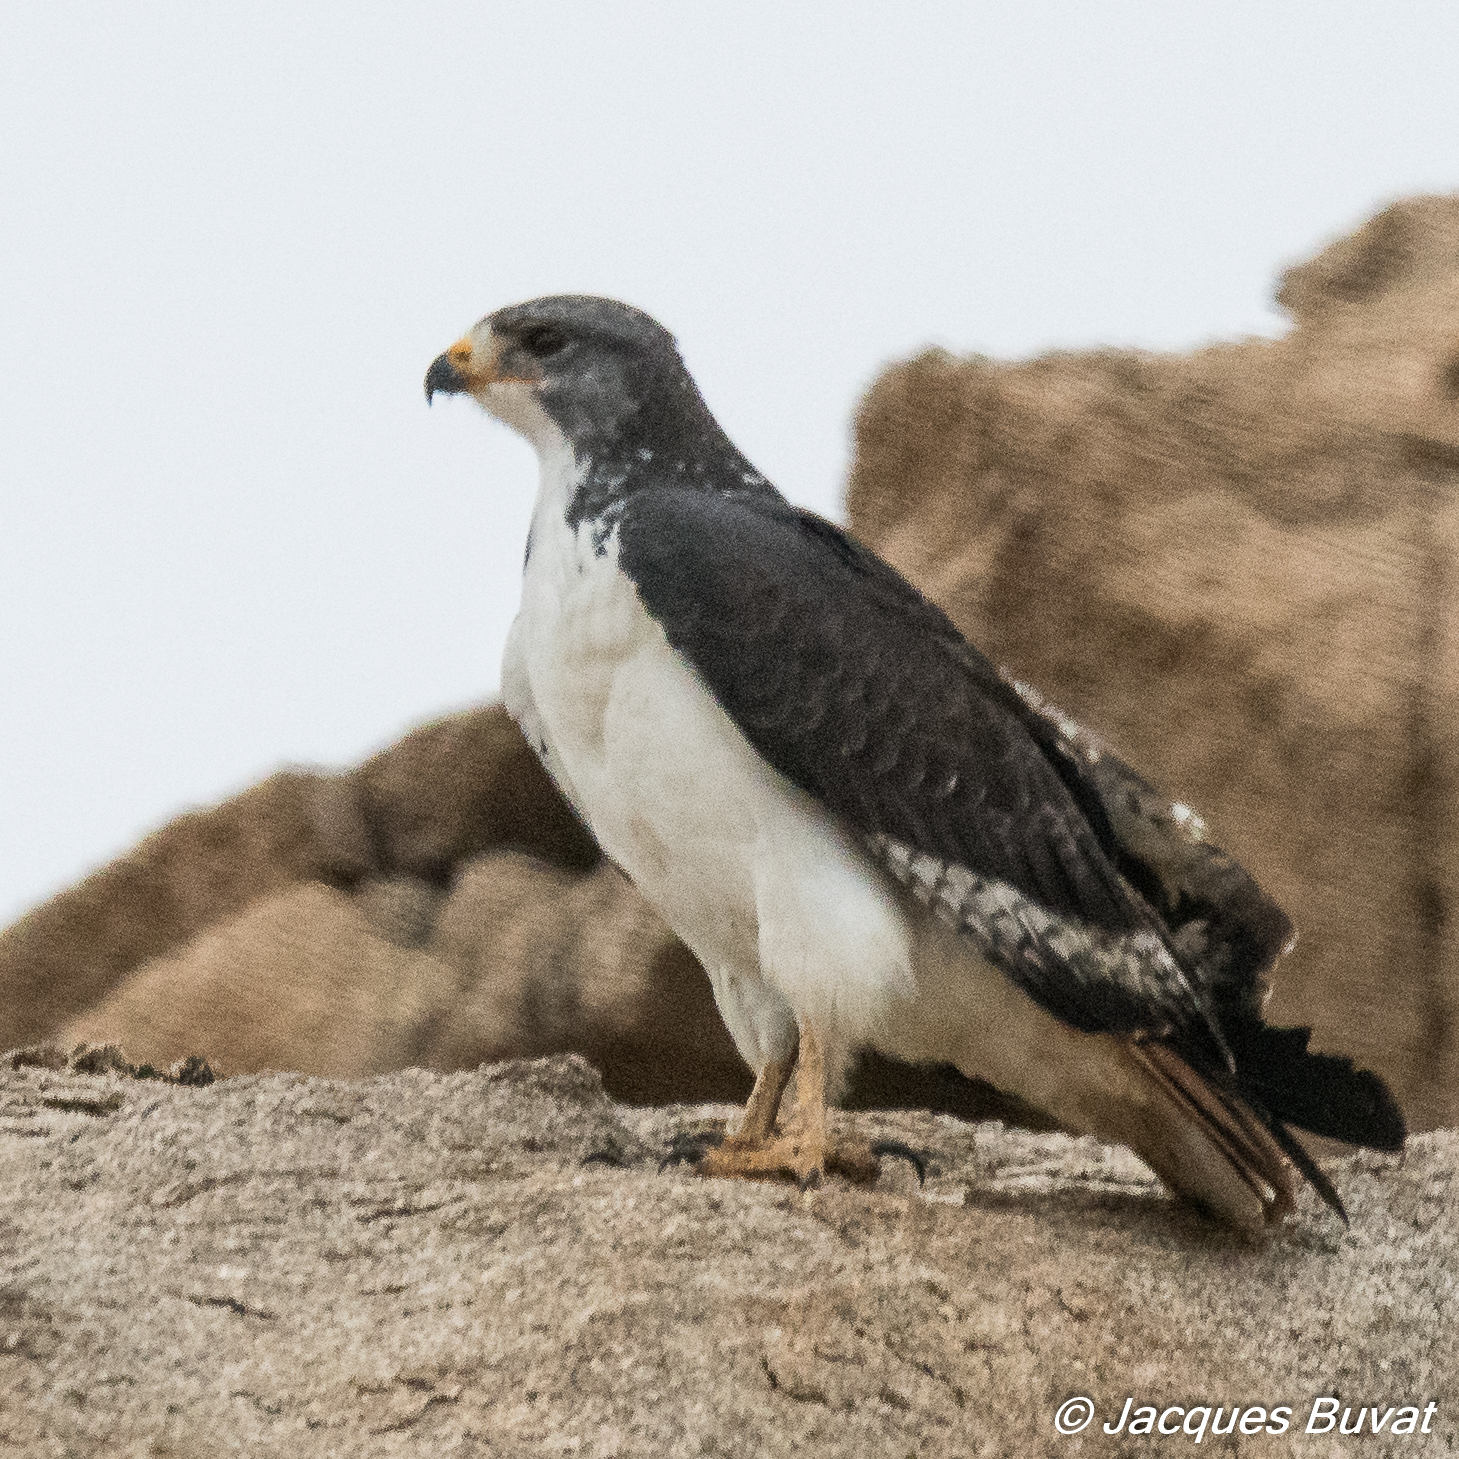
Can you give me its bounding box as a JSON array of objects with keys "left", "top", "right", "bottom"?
[{"left": 503, "top": 495, "right": 917, "bottom": 1079}]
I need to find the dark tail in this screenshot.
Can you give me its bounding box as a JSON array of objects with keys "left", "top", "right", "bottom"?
[{"left": 1231, "top": 1023, "right": 1407, "bottom": 1152}]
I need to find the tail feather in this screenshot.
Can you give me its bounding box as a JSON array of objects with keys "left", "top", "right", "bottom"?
[
  {"left": 1264, "top": 1118, "right": 1348, "bottom": 1224},
  {"left": 918, "top": 915, "right": 1404, "bottom": 1235},
  {"left": 1123, "top": 1039, "right": 1298, "bottom": 1232},
  {"left": 1122, "top": 1030, "right": 1404, "bottom": 1230}
]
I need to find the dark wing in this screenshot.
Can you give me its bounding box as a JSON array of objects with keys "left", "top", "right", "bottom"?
[
  {"left": 619, "top": 487, "right": 1139, "bottom": 927},
  {"left": 615, "top": 486, "right": 1225, "bottom": 1048}
]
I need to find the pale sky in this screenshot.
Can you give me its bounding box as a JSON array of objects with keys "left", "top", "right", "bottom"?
[{"left": 4, "top": 2, "right": 1458, "bottom": 923}]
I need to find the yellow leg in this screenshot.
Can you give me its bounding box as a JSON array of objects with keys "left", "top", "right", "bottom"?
[{"left": 735, "top": 1041, "right": 799, "bottom": 1144}]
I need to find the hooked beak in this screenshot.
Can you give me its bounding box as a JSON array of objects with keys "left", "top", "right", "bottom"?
[
  {"left": 424, "top": 327, "right": 543, "bottom": 404},
  {"left": 424, "top": 335, "right": 481, "bottom": 404}
]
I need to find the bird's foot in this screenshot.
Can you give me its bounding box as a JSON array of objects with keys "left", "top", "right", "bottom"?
[
  {"left": 695, "top": 1127, "right": 884, "bottom": 1188},
  {"left": 662, "top": 1129, "right": 925, "bottom": 1186}
]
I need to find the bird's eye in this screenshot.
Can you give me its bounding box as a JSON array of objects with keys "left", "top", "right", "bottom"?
[{"left": 517, "top": 325, "right": 569, "bottom": 358}]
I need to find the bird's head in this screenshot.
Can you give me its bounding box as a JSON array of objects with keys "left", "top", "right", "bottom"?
[{"left": 425, "top": 295, "right": 710, "bottom": 463}]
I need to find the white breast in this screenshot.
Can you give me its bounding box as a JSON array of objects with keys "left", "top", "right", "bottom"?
[{"left": 501, "top": 445, "right": 917, "bottom": 1080}]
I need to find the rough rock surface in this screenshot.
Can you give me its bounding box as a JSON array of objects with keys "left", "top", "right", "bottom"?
[
  {"left": 57, "top": 861, "right": 752, "bottom": 1104},
  {"left": 2, "top": 1055, "right": 1454, "bottom": 1457}
]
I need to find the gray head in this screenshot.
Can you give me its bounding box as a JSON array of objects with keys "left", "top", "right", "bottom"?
[
  {"left": 428, "top": 295, "right": 711, "bottom": 456},
  {"left": 426, "top": 295, "right": 771, "bottom": 518}
]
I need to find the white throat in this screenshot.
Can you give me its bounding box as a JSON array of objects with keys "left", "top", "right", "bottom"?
[
  {"left": 478, "top": 381, "right": 582, "bottom": 536},
  {"left": 480, "top": 380, "right": 573, "bottom": 461}
]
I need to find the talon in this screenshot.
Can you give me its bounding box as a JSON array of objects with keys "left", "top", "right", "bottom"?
[
  {"left": 582, "top": 1148, "right": 630, "bottom": 1169},
  {"left": 871, "top": 1139, "right": 929, "bottom": 1185},
  {"left": 658, "top": 1129, "right": 724, "bottom": 1173}
]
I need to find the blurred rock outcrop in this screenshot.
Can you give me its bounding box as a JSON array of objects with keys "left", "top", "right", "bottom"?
[
  {"left": 849, "top": 194, "right": 1459, "bottom": 1130},
  {"left": 3, "top": 705, "right": 746, "bottom": 1102}
]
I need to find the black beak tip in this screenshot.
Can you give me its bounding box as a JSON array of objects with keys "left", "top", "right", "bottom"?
[{"left": 424, "top": 353, "right": 466, "bottom": 405}]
